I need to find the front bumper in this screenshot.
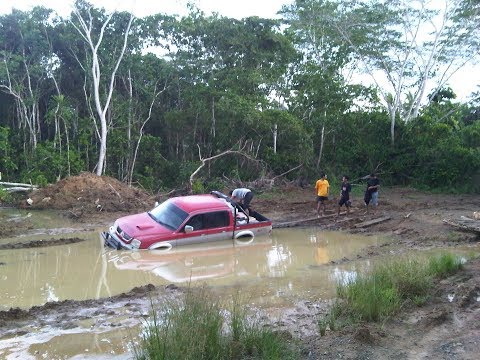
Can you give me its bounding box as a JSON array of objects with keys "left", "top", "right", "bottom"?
[{"left": 102, "top": 227, "right": 133, "bottom": 250}]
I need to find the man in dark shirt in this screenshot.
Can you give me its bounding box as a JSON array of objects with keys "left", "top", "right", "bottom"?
[
  {"left": 337, "top": 175, "right": 352, "bottom": 217},
  {"left": 364, "top": 173, "right": 380, "bottom": 214}
]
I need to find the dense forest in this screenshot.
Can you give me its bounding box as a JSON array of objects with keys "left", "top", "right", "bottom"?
[{"left": 0, "top": 0, "right": 479, "bottom": 194}]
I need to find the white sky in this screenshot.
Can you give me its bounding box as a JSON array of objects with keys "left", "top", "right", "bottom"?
[
  {"left": 0, "top": 0, "right": 288, "bottom": 19},
  {"left": 1, "top": 0, "right": 479, "bottom": 101}
]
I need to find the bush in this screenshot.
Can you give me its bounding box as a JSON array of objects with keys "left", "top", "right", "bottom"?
[
  {"left": 134, "top": 287, "right": 299, "bottom": 360},
  {"left": 334, "top": 253, "right": 464, "bottom": 323},
  {"left": 0, "top": 187, "right": 13, "bottom": 203},
  {"left": 428, "top": 252, "right": 464, "bottom": 278}
]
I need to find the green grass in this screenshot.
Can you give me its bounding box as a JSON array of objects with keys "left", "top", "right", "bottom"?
[
  {"left": 427, "top": 252, "right": 464, "bottom": 278},
  {"left": 0, "top": 187, "right": 13, "bottom": 203},
  {"left": 331, "top": 253, "right": 464, "bottom": 324},
  {"left": 134, "top": 287, "right": 299, "bottom": 360}
]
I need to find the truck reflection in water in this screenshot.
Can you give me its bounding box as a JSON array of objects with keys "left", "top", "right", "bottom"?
[{"left": 107, "top": 237, "right": 273, "bottom": 283}]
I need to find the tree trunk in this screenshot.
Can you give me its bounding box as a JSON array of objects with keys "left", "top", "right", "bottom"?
[
  {"left": 390, "top": 111, "right": 395, "bottom": 146},
  {"left": 316, "top": 124, "right": 325, "bottom": 169},
  {"left": 71, "top": 6, "right": 134, "bottom": 176},
  {"left": 211, "top": 98, "right": 216, "bottom": 138},
  {"left": 273, "top": 123, "right": 277, "bottom": 154}
]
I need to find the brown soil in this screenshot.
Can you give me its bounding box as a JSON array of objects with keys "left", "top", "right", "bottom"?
[
  {"left": 1, "top": 176, "right": 480, "bottom": 359},
  {"left": 19, "top": 172, "right": 153, "bottom": 217},
  {"left": 0, "top": 237, "right": 85, "bottom": 249}
]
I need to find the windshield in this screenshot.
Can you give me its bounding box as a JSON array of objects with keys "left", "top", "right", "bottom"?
[{"left": 148, "top": 201, "right": 188, "bottom": 231}]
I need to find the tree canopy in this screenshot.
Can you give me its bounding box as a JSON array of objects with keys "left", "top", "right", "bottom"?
[{"left": 0, "top": 0, "right": 478, "bottom": 193}]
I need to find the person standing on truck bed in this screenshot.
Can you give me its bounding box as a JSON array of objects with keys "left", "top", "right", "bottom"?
[{"left": 229, "top": 188, "right": 254, "bottom": 216}]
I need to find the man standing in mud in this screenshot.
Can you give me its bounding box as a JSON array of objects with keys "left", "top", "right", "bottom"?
[
  {"left": 337, "top": 175, "right": 352, "bottom": 217},
  {"left": 315, "top": 173, "right": 330, "bottom": 217},
  {"left": 364, "top": 173, "right": 380, "bottom": 214}
]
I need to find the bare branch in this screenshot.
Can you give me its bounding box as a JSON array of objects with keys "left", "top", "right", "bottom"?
[
  {"left": 271, "top": 164, "right": 303, "bottom": 181},
  {"left": 189, "top": 146, "right": 261, "bottom": 193}
]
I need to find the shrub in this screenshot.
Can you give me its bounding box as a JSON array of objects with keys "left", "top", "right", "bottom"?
[
  {"left": 335, "top": 253, "right": 464, "bottom": 323},
  {"left": 134, "top": 287, "right": 299, "bottom": 360},
  {"left": 428, "top": 253, "right": 464, "bottom": 278},
  {"left": 0, "top": 187, "right": 13, "bottom": 203}
]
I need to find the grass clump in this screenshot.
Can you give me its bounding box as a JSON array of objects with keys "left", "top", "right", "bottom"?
[
  {"left": 134, "top": 287, "right": 299, "bottom": 360},
  {"left": 335, "top": 253, "right": 464, "bottom": 323},
  {"left": 427, "top": 252, "right": 464, "bottom": 278},
  {"left": 0, "top": 187, "right": 13, "bottom": 203}
]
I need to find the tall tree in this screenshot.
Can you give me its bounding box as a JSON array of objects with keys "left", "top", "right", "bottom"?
[
  {"left": 159, "top": 9, "right": 297, "bottom": 161},
  {"left": 282, "top": 0, "right": 475, "bottom": 145},
  {"left": 281, "top": 0, "right": 373, "bottom": 168},
  {"left": 69, "top": 0, "right": 134, "bottom": 175},
  {"left": 0, "top": 7, "right": 54, "bottom": 151},
  {"left": 452, "top": 0, "right": 480, "bottom": 55}
]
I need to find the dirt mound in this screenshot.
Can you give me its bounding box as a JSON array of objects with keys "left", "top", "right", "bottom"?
[{"left": 20, "top": 172, "right": 152, "bottom": 215}]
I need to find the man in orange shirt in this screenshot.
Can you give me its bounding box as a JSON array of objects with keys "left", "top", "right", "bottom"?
[{"left": 315, "top": 173, "right": 330, "bottom": 217}]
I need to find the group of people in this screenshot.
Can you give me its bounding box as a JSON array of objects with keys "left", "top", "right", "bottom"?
[
  {"left": 229, "top": 172, "right": 380, "bottom": 220},
  {"left": 315, "top": 173, "right": 380, "bottom": 217}
]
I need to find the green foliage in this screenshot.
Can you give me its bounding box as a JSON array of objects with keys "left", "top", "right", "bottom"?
[
  {"left": 19, "top": 142, "right": 84, "bottom": 184},
  {"left": 34, "top": 174, "right": 49, "bottom": 187},
  {"left": 337, "top": 270, "right": 402, "bottom": 322},
  {"left": 203, "top": 178, "right": 226, "bottom": 193},
  {"left": 0, "top": 127, "right": 17, "bottom": 177},
  {"left": 135, "top": 166, "right": 161, "bottom": 192},
  {"left": 134, "top": 287, "right": 299, "bottom": 360},
  {"left": 191, "top": 179, "right": 204, "bottom": 194},
  {"left": 404, "top": 108, "right": 480, "bottom": 192},
  {"left": 0, "top": 187, "right": 13, "bottom": 203},
  {"left": 0, "top": 3, "right": 478, "bottom": 194},
  {"left": 335, "top": 254, "right": 464, "bottom": 323},
  {"left": 427, "top": 253, "right": 464, "bottom": 278},
  {"left": 261, "top": 110, "right": 313, "bottom": 175}
]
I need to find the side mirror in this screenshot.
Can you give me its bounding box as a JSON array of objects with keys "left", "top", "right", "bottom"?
[
  {"left": 154, "top": 201, "right": 159, "bottom": 207},
  {"left": 184, "top": 225, "right": 194, "bottom": 233}
]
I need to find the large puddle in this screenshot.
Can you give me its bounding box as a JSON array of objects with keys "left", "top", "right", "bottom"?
[
  {"left": 0, "top": 209, "right": 385, "bottom": 359},
  {"left": 0, "top": 226, "right": 383, "bottom": 310}
]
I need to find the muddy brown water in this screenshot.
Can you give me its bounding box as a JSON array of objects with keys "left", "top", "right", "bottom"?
[
  {"left": 0, "top": 224, "right": 384, "bottom": 310},
  {"left": 0, "top": 209, "right": 385, "bottom": 359}
]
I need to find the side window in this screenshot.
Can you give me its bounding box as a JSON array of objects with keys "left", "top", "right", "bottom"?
[
  {"left": 204, "top": 211, "right": 230, "bottom": 229},
  {"left": 185, "top": 214, "right": 204, "bottom": 231}
]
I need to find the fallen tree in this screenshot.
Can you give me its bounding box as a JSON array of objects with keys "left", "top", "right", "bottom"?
[
  {"left": 188, "top": 143, "right": 265, "bottom": 193},
  {"left": 0, "top": 181, "right": 38, "bottom": 192},
  {"left": 353, "top": 216, "right": 392, "bottom": 228},
  {"left": 443, "top": 217, "right": 480, "bottom": 234}
]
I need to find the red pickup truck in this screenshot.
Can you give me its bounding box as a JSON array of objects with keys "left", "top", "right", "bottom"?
[{"left": 102, "top": 191, "right": 272, "bottom": 250}]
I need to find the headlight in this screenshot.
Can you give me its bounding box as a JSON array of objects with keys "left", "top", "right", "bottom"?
[{"left": 131, "top": 239, "right": 141, "bottom": 249}]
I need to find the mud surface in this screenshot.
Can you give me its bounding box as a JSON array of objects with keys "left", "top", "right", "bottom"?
[
  {"left": 1, "top": 178, "right": 480, "bottom": 359},
  {"left": 0, "top": 237, "right": 86, "bottom": 249}
]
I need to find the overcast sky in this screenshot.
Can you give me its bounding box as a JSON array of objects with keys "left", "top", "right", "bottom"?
[
  {"left": 1, "top": 0, "right": 478, "bottom": 101},
  {"left": 0, "top": 0, "right": 287, "bottom": 19}
]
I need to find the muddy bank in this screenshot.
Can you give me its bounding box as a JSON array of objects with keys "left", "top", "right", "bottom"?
[
  {"left": 0, "top": 237, "right": 85, "bottom": 249},
  {"left": 303, "top": 256, "right": 480, "bottom": 360},
  {"left": 0, "top": 284, "right": 177, "bottom": 339}
]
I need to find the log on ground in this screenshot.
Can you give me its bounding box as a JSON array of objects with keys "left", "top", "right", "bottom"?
[{"left": 353, "top": 216, "right": 392, "bottom": 228}]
